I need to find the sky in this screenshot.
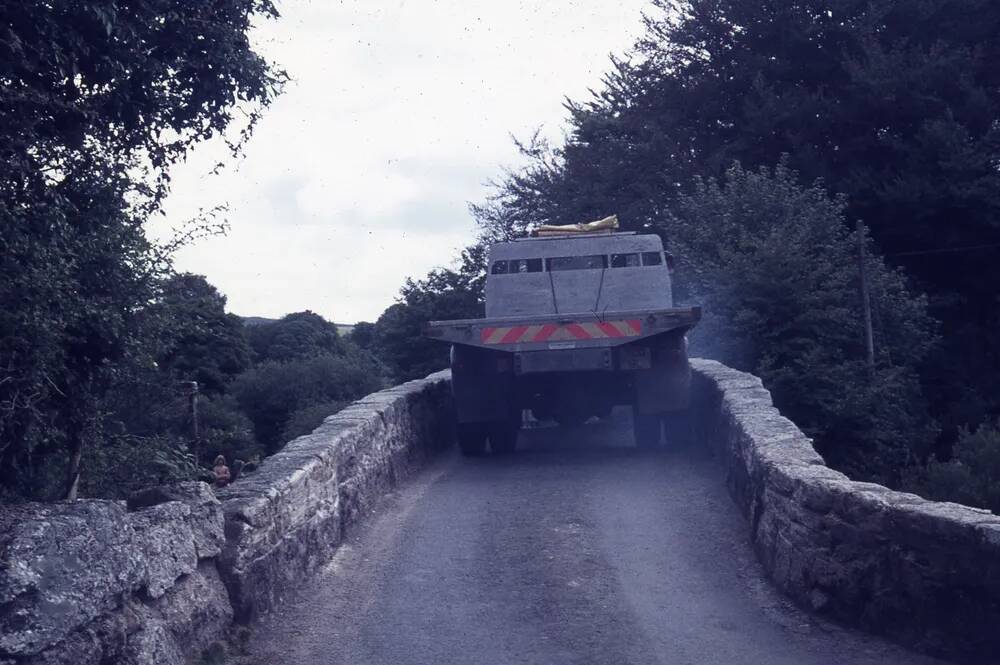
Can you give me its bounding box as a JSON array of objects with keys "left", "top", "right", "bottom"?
[{"left": 149, "top": 0, "right": 650, "bottom": 323}]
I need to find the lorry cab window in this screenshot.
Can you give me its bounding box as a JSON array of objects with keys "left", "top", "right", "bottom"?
[
  {"left": 641, "top": 252, "right": 663, "bottom": 266},
  {"left": 546, "top": 255, "right": 609, "bottom": 271},
  {"left": 491, "top": 260, "right": 508, "bottom": 274},
  {"left": 509, "top": 258, "right": 543, "bottom": 273},
  {"left": 611, "top": 253, "right": 641, "bottom": 268}
]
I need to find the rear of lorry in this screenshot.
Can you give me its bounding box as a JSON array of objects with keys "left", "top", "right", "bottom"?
[{"left": 424, "top": 231, "right": 700, "bottom": 455}]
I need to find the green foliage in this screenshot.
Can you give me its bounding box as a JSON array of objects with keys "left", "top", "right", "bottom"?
[
  {"left": 370, "top": 245, "right": 486, "bottom": 382},
  {"left": 246, "top": 311, "right": 345, "bottom": 362},
  {"left": 348, "top": 321, "right": 377, "bottom": 350},
  {"left": 907, "top": 422, "right": 1000, "bottom": 514},
  {"left": 1, "top": 169, "right": 164, "bottom": 500},
  {"left": 2, "top": 0, "right": 285, "bottom": 201},
  {"left": 233, "top": 352, "right": 384, "bottom": 453},
  {"left": 0, "top": 1, "right": 284, "bottom": 500},
  {"left": 665, "top": 162, "right": 937, "bottom": 482},
  {"left": 475, "top": 0, "right": 1000, "bottom": 450},
  {"left": 80, "top": 435, "right": 210, "bottom": 501},
  {"left": 154, "top": 274, "right": 252, "bottom": 395},
  {"left": 198, "top": 394, "right": 261, "bottom": 467},
  {"left": 281, "top": 400, "right": 351, "bottom": 443},
  {"left": 233, "top": 311, "right": 385, "bottom": 451}
]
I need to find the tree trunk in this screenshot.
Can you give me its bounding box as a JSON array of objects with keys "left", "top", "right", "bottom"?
[{"left": 63, "top": 433, "right": 83, "bottom": 501}]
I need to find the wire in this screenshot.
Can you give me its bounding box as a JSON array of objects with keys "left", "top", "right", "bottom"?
[
  {"left": 547, "top": 264, "right": 560, "bottom": 314},
  {"left": 592, "top": 266, "right": 608, "bottom": 316}
]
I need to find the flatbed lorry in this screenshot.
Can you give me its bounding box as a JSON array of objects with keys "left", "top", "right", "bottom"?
[{"left": 423, "top": 228, "right": 700, "bottom": 455}]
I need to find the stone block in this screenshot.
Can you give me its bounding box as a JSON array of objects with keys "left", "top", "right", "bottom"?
[
  {"left": 127, "top": 481, "right": 224, "bottom": 559},
  {"left": 0, "top": 501, "right": 143, "bottom": 658},
  {"left": 128, "top": 502, "right": 197, "bottom": 599}
]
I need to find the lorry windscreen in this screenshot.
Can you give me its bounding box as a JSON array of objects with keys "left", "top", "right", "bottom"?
[
  {"left": 546, "top": 255, "right": 608, "bottom": 271},
  {"left": 492, "top": 259, "right": 544, "bottom": 274},
  {"left": 611, "top": 253, "right": 641, "bottom": 268},
  {"left": 493, "top": 253, "right": 662, "bottom": 273}
]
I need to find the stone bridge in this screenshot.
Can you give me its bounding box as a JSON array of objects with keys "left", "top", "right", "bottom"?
[{"left": 2, "top": 361, "right": 999, "bottom": 664}]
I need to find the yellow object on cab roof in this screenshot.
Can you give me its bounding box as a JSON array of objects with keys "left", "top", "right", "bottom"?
[{"left": 535, "top": 214, "right": 619, "bottom": 236}]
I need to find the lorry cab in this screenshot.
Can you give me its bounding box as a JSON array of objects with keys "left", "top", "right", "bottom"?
[{"left": 485, "top": 232, "right": 674, "bottom": 318}]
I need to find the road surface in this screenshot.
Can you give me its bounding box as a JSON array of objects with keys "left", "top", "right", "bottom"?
[{"left": 241, "top": 413, "right": 947, "bottom": 665}]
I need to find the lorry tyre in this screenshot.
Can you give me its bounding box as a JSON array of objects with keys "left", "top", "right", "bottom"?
[
  {"left": 632, "top": 407, "right": 662, "bottom": 449},
  {"left": 457, "top": 425, "right": 487, "bottom": 457},
  {"left": 489, "top": 421, "right": 519, "bottom": 455}
]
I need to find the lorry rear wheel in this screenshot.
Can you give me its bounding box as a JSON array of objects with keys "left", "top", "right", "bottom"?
[
  {"left": 489, "top": 421, "right": 519, "bottom": 455},
  {"left": 457, "top": 426, "right": 487, "bottom": 457},
  {"left": 632, "top": 408, "right": 662, "bottom": 449}
]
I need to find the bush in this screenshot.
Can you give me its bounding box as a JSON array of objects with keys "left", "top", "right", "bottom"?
[
  {"left": 198, "top": 394, "right": 262, "bottom": 468},
  {"left": 369, "top": 245, "right": 485, "bottom": 383},
  {"left": 246, "top": 311, "right": 345, "bottom": 362},
  {"left": 232, "top": 351, "right": 383, "bottom": 452},
  {"left": 907, "top": 422, "right": 1000, "bottom": 514},
  {"left": 281, "top": 400, "right": 351, "bottom": 442},
  {"left": 665, "top": 162, "right": 938, "bottom": 484},
  {"left": 81, "top": 434, "right": 209, "bottom": 500}
]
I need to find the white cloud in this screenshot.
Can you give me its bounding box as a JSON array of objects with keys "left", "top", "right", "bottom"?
[{"left": 150, "top": 0, "right": 649, "bottom": 322}]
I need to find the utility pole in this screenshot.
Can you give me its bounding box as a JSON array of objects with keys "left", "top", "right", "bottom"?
[
  {"left": 182, "top": 380, "right": 200, "bottom": 460},
  {"left": 857, "top": 220, "right": 876, "bottom": 378}
]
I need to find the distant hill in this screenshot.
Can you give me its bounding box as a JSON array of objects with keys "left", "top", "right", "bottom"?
[{"left": 240, "top": 315, "right": 354, "bottom": 337}]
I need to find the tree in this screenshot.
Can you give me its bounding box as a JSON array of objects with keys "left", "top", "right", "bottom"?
[
  {"left": 231, "top": 310, "right": 387, "bottom": 452},
  {"left": 907, "top": 421, "right": 1000, "bottom": 515},
  {"left": 0, "top": 1, "right": 284, "bottom": 500},
  {"left": 348, "top": 321, "right": 377, "bottom": 351},
  {"left": 475, "top": 0, "right": 1000, "bottom": 454},
  {"left": 371, "top": 245, "right": 486, "bottom": 382},
  {"left": 246, "top": 311, "right": 345, "bottom": 363},
  {"left": 155, "top": 274, "right": 251, "bottom": 395},
  {"left": 666, "top": 162, "right": 937, "bottom": 482},
  {"left": 232, "top": 351, "right": 383, "bottom": 453}
]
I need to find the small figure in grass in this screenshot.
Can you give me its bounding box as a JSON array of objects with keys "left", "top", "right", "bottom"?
[{"left": 212, "top": 455, "right": 231, "bottom": 488}]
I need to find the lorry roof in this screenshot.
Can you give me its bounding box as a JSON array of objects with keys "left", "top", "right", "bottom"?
[{"left": 490, "top": 233, "right": 663, "bottom": 260}]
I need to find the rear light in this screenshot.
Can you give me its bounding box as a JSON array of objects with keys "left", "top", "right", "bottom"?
[{"left": 665, "top": 253, "right": 676, "bottom": 273}]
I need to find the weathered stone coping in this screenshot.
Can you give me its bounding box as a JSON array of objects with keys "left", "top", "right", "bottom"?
[
  {"left": 691, "top": 358, "right": 1000, "bottom": 663},
  {"left": 214, "top": 370, "right": 453, "bottom": 621}
]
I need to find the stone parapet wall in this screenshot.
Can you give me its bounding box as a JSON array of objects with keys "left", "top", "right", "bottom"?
[
  {"left": 0, "top": 371, "right": 452, "bottom": 664},
  {"left": 6, "top": 362, "right": 999, "bottom": 664},
  {"left": 691, "top": 358, "right": 1000, "bottom": 662},
  {"left": 216, "top": 370, "right": 452, "bottom": 621},
  {"left": 0, "top": 482, "right": 231, "bottom": 665}
]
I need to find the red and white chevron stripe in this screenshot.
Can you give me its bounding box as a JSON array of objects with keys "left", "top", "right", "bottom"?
[{"left": 480, "top": 320, "right": 642, "bottom": 345}]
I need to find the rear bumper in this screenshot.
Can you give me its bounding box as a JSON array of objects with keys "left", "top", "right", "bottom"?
[{"left": 424, "top": 307, "right": 701, "bottom": 352}]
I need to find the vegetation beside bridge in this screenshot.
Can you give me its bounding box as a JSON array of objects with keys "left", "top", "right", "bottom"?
[{"left": 3, "top": 0, "right": 1000, "bottom": 514}]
